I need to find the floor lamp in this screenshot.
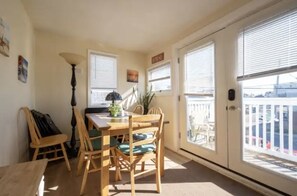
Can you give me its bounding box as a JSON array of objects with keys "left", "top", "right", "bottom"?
[{"left": 59, "top": 52, "right": 85, "bottom": 157}]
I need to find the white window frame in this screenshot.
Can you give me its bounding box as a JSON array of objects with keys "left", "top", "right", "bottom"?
[
  {"left": 87, "top": 49, "right": 118, "bottom": 107},
  {"left": 147, "top": 60, "right": 172, "bottom": 95}
]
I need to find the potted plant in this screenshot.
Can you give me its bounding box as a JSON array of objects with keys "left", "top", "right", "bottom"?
[
  {"left": 108, "top": 103, "right": 121, "bottom": 117},
  {"left": 135, "top": 86, "right": 155, "bottom": 114}
]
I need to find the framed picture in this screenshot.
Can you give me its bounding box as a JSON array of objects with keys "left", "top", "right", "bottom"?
[
  {"left": 18, "top": 55, "right": 28, "bottom": 83},
  {"left": 0, "top": 17, "right": 10, "bottom": 57},
  {"left": 151, "top": 52, "right": 164, "bottom": 64},
  {"left": 127, "top": 69, "right": 138, "bottom": 83}
]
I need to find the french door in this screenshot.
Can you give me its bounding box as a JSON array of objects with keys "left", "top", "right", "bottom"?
[
  {"left": 178, "top": 2, "right": 297, "bottom": 195},
  {"left": 179, "top": 30, "right": 228, "bottom": 167}
]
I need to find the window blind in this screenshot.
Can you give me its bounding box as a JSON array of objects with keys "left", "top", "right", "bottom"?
[
  {"left": 148, "top": 63, "right": 171, "bottom": 92},
  {"left": 238, "top": 9, "right": 297, "bottom": 81},
  {"left": 90, "top": 53, "right": 117, "bottom": 89},
  {"left": 185, "top": 42, "right": 214, "bottom": 94}
]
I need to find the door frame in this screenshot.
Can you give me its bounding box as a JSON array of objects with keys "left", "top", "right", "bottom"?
[{"left": 178, "top": 33, "right": 228, "bottom": 167}]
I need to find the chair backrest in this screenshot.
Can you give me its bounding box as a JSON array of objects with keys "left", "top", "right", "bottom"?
[
  {"left": 189, "top": 110, "right": 209, "bottom": 130},
  {"left": 147, "top": 107, "right": 162, "bottom": 114},
  {"left": 22, "top": 107, "right": 42, "bottom": 145},
  {"left": 133, "top": 105, "right": 144, "bottom": 115},
  {"left": 74, "top": 108, "right": 95, "bottom": 152},
  {"left": 128, "top": 113, "right": 164, "bottom": 159}
]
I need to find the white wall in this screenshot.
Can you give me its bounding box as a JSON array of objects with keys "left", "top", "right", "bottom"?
[
  {"left": 35, "top": 30, "right": 146, "bottom": 140},
  {"left": 0, "top": 0, "right": 35, "bottom": 166},
  {"left": 147, "top": 47, "right": 179, "bottom": 152}
]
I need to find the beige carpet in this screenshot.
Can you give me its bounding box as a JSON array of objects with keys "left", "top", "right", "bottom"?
[{"left": 43, "top": 150, "right": 263, "bottom": 196}]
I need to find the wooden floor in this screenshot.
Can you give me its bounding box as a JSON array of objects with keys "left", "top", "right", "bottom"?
[{"left": 43, "top": 149, "right": 263, "bottom": 196}]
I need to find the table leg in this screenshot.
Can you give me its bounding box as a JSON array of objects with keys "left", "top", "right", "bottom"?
[
  {"left": 88, "top": 119, "right": 93, "bottom": 130},
  {"left": 101, "top": 130, "right": 110, "bottom": 196},
  {"left": 160, "top": 127, "right": 165, "bottom": 176}
]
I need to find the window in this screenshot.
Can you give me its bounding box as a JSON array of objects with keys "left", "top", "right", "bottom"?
[
  {"left": 238, "top": 9, "right": 297, "bottom": 175},
  {"left": 238, "top": 9, "right": 297, "bottom": 80},
  {"left": 184, "top": 42, "right": 215, "bottom": 150},
  {"left": 185, "top": 42, "right": 214, "bottom": 95},
  {"left": 88, "top": 50, "right": 117, "bottom": 107},
  {"left": 147, "top": 62, "right": 171, "bottom": 92}
]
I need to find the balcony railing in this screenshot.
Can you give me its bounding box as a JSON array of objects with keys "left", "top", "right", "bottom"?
[
  {"left": 243, "top": 98, "right": 297, "bottom": 162},
  {"left": 186, "top": 97, "right": 297, "bottom": 162}
]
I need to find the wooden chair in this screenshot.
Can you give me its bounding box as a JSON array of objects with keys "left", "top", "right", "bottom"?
[
  {"left": 189, "top": 110, "right": 214, "bottom": 143},
  {"left": 73, "top": 108, "right": 119, "bottom": 195},
  {"left": 118, "top": 104, "right": 144, "bottom": 143},
  {"left": 140, "top": 106, "right": 163, "bottom": 171},
  {"left": 21, "top": 107, "right": 71, "bottom": 171},
  {"left": 115, "top": 113, "right": 164, "bottom": 196},
  {"left": 133, "top": 104, "right": 144, "bottom": 115},
  {"left": 148, "top": 107, "right": 162, "bottom": 114}
]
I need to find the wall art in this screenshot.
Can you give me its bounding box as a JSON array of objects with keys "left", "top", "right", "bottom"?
[
  {"left": 151, "top": 52, "right": 164, "bottom": 64},
  {"left": 127, "top": 69, "right": 138, "bottom": 83},
  {"left": 0, "top": 17, "right": 10, "bottom": 57},
  {"left": 18, "top": 55, "right": 28, "bottom": 83}
]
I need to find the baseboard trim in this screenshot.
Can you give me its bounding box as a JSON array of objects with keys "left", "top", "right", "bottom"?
[{"left": 177, "top": 148, "right": 288, "bottom": 196}]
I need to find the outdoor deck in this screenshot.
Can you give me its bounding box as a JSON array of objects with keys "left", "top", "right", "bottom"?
[{"left": 187, "top": 97, "right": 297, "bottom": 180}]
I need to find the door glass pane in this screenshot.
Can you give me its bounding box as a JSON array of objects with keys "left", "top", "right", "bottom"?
[
  {"left": 185, "top": 43, "right": 214, "bottom": 94},
  {"left": 185, "top": 43, "right": 216, "bottom": 151},
  {"left": 242, "top": 72, "right": 297, "bottom": 179},
  {"left": 187, "top": 96, "right": 215, "bottom": 150}
]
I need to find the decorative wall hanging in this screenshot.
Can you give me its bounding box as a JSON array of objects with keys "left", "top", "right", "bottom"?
[
  {"left": 127, "top": 69, "right": 139, "bottom": 83},
  {"left": 0, "top": 17, "right": 10, "bottom": 57},
  {"left": 151, "top": 52, "right": 164, "bottom": 64},
  {"left": 18, "top": 55, "right": 28, "bottom": 83}
]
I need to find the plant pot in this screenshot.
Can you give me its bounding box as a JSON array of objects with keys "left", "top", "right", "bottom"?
[{"left": 110, "top": 111, "right": 119, "bottom": 117}]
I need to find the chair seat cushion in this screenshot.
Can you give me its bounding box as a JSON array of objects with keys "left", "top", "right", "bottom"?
[
  {"left": 117, "top": 143, "right": 156, "bottom": 154},
  {"left": 91, "top": 136, "right": 118, "bottom": 150},
  {"left": 133, "top": 133, "right": 153, "bottom": 141},
  {"left": 88, "top": 129, "right": 101, "bottom": 137}
]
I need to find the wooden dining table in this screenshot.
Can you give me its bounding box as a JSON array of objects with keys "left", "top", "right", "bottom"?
[{"left": 86, "top": 112, "right": 167, "bottom": 196}]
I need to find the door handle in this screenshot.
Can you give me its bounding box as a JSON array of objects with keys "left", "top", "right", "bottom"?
[{"left": 228, "top": 106, "right": 241, "bottom": 111}]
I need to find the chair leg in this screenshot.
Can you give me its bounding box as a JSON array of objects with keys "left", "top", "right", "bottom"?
[
  {"left": 80, "top": 158, "right": 90, "bottom": 195},
  {"left": 110, "top": 148, "right": 117, "bottom": 167},
  {"left": 90, "top": 159, "right": 98, "bottom": 171},
  {"left": 77, "top": 148, "right": 81, "bottom": 159},
  {"left": 130, "top": 164, "right": 136, "bottom": 196},
  {"left": 141, "top": 161, "right": 145, "bottom": 171},
  {"left": 155, "top": 155, "right": 161, "bottom": 193},
  {"left": 194, "top": 133, "right": 199, "bottom": 142},
  {"left": 77, "top": 152, "right": 85, "bottom": 175},
  {"left": 115, "top": 153, "right": 122, "bottom": 181},
  {"left": 61, "top": 143, "right": 71, "bottom": 171},
  {"left": 54, "top": 146, "right": 58, "bottom": 158},
  {"left": 32, "top": 148, "right": 39, "bottom": 161}
]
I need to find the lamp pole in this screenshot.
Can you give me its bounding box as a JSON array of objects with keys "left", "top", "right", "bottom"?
[
  {"left": 59, "top": 52, "right": 85, "bottom": 158},
  {"left": 70, "top": 64, "right": 77, "bottom": 156}
]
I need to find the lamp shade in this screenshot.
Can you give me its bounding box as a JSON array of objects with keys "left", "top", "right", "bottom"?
[
  {"left": 59, "top": 52, "right": 85, "bottom": 65},
  {"left": 105, "top": 91, "right": 122, "bottom": 103}
]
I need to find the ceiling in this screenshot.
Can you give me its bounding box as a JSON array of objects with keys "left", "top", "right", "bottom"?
[{"left": 21, "top": 0, "right": 251, "bottom": 54}]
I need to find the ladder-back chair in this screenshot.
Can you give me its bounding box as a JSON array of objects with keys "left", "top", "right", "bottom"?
[
  {"left": 133, "top": 105, "right": 144, "bottom": 115},
  {"left": 147, "top": 107, "right": 163, "bottom": 114},
  {"left": 21, "top": 107, "right": 71, "bottom": 171},
  {"left": 74, "top": 108, "right": 119, "bottom": 195},
  {"left": 115, "top": 113, "right": 164, "bottom": 196}
]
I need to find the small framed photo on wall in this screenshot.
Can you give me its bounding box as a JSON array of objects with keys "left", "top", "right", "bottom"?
[
  {"left": 127, "top": 69, "right": 138, "bottom": 83},
  {"left": 0, "top": 17, "right": 10, "bottom": 57},
  {"left": 18, "top": 55, "right": 28, "bottom": 83}
]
